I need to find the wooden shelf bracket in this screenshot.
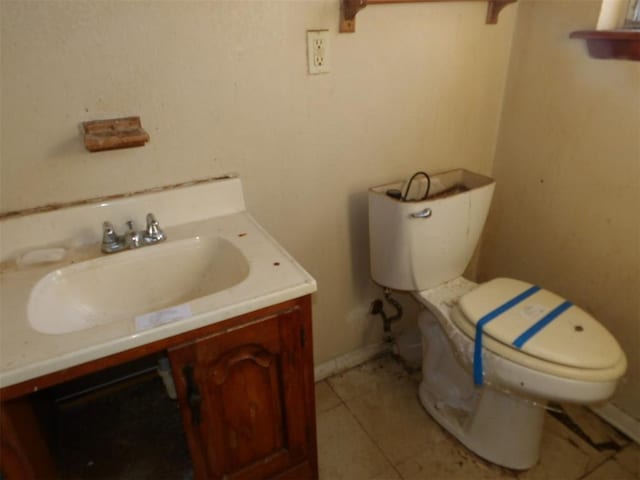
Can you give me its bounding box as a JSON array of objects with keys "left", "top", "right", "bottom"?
[
  {"left": 486, "top": 0, "right": 517, "bottom": 24},
  {"left": 340, "top": 0, "right": 517, "bottom": 33}
]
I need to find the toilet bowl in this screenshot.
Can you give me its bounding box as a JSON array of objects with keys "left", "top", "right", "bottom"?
[
  {"left": 414, "top": 276, "right": 626, "bottom": 469},
  {"left": 368, "top": 169, "right": 627, "bottom": 470}
]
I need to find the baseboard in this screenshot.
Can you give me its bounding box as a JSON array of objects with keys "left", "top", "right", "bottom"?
[
  {"left": 591, "top": 403, "right": 640, "bottom": 444},
  {"left": 314, "top": 342, "right": 391, "bottom": 382}
]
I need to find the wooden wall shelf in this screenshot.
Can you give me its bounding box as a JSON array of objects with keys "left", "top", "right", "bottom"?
[
  {"left": 340, "top": 0, "right": 517, "bottom": 33},
  {"left": 570, "top": 30, "right": 640, "bottom": 61}
]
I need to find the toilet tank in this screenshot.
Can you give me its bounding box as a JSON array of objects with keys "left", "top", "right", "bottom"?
[{"left": 368, "top": 169, "right": 495, "bottom": 291}]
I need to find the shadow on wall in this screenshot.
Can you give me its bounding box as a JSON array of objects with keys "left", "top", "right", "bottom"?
[
  {"left": 347, "top": 189, "right": 422, "bottom": 342},
  {"left": 347, "top": 190, "right": 373, "bottom": 298}
]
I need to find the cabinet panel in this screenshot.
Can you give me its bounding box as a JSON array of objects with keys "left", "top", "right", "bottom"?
[
  {"left": 207, "top": 343, "right": 285, "bottom": 471},
  {"left": 170, "top": 302, "right": 315, "bottom": 480},
  {"left": 0, "top": 397, "right": 55, "bottom": 479}
]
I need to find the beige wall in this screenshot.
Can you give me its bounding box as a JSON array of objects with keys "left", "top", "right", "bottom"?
[
  {"left": 0, "top": 1, "right": 516, "bottom": 364},
  {"left": 3, "top": 0, "right": 636, "bottom": 422},
  {"left": 478, "top": 0, "right": 640, "bottom": 419}
]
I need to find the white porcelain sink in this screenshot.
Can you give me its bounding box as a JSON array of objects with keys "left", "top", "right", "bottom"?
[
  {"left": 0, "top": 175, "right": 316, "bottom": 389},
  {"left": 28, "top": 236, "right": 250, "bottom": 335}
]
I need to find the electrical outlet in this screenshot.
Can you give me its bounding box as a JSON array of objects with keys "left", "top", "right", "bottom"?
[{"left": 307, "top": 30, "right": 330, "bottom": 74}]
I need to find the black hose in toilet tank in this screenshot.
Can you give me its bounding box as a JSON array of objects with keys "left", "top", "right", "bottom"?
[
  {"left": 402, "top": 171, "right": 431, "bottom": 202},
  {"left": 385, "top": 172, "right": 432, "bottom": 202}
]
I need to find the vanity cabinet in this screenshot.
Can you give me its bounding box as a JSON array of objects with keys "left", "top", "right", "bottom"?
[
  {"left": 168, "top": 297, "right": 317, "bottom": 480},
  {"left": 0, "top": 296, "right": 317, "bottom": 480}
]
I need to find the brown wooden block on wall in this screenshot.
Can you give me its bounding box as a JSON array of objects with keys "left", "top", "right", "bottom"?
[{"left": 82, "top": 116, "right": 150, "bottom": 152}]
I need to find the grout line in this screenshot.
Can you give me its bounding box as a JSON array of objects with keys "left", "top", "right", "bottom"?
[
  {"left": 330, "top": 354, "right": 417, "bottom": 479},
  {"left": 575, "top": 456, "right": 612, "bottom": 480},
  {"left": 321, "top": 355, "right": 404, "bottom": 478},
  {"left": 613, "top": 444, "right": 640, "bottom": 477},
  {"left": 315, "top": 380, "right": 345, "bottom": 416},
  {"left": 324, "top": 377, "right": 341, "bottom": 401},
  {"left": 574, "top": 442, "right": 639, "bottom": 480},
  {"left": 341, "top": 396, "right": 405, "bottom": 480}
]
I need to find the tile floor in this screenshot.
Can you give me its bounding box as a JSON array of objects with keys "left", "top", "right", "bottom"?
[
  {"left": 55, "top": 354, "right": 639, "bottom": 479},
  {"left": 316, "top": 354, "right": 640, "bottom": 480}
]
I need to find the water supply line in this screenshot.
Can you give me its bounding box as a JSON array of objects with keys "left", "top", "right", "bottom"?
[{"left": 370, "top": 288, "right": 403, "bottom": 342}]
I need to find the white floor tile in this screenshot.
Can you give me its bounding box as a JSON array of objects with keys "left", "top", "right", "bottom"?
[
  {"left": 615, "top": 443, "right": 640, "bottom": 478},
  {"left": 581, "top": 459, "right": 638, "bottom": 480},
  {"left": 343, "top": 373, "right": 448, "bottom": 465},
  {"left": 317, "top": 404, "right": 394, "bottom": 480},
  {"left": 369, "top": 466, "right": 403, "bottom": 480},
  {"left": 315, "top": 380, "right": 342, "bottom": 414},
  {"left": 395, "top": 434, "right": 516, "bottom": 480},
  {"left": 316, "top": 355, "right": 640, "bottom": 480}
]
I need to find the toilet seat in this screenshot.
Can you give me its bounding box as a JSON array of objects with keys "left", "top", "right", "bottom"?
[
  {"left": 451, "top": 278, "right": 626, "bottom": 382},
  {"left": 413, "top": 277, "right": 627, "bottom": 385}
]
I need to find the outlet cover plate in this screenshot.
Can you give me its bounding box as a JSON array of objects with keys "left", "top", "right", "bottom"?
[{"left": 307, "top": 30, "right": 330, "bottom": 74}]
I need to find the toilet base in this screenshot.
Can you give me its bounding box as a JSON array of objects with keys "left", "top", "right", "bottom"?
[
  {"left": 419, "top": 312, "right": 545, "bottom": 470},
  {"left": 419, "top": 380, "right": 545, "bottom": 470}
]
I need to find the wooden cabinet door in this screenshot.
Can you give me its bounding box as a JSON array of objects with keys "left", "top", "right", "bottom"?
[{"left": 169, "top": 305, "right": 316, "bottom": 480}]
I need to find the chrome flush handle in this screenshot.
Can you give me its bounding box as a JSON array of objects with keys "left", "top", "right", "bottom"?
[{"left": 409, "top": 208, "right": 432, "bottom": 219}]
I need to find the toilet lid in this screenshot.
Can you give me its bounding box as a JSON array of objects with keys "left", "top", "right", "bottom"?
[{"left": 455, "top": 278, "right": 623, "bottom": 369}]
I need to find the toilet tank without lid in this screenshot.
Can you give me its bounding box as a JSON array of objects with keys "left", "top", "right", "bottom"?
[{"left": 368, "top": 169, "right": 495, "bottom": 291}]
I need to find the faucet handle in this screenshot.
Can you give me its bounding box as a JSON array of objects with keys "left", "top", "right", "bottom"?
[
  {"left": 102, "top": 221, "right": 117, "bottom": 242},
  {"left": 143, "top": 213, "right": 166, "bottom": 244},
  {"left": 146, "top": 213, "right": 158, "bottom": 229},
  {"left": 101, "top": 221, "right": 124, "bottom": 253}
]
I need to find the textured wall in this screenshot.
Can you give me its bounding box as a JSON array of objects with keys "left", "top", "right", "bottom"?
[
  {"left": 478, "top": 0, "right": 640, "bottom": 419},
  {"left": 0, "top": 1, "right": 516, "bottom": 364}
]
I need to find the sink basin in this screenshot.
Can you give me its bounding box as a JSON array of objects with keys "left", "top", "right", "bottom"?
[{"left": 28, "top": 236, "right": 250, "bottom": 335}]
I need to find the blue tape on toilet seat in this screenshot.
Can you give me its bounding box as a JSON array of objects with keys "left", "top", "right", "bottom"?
[
  {"left": 473, "top": 285, "right": 541, "bottom": 386},
  {"left": 512, "top": 300, "right": 573, "bottom": 349}
]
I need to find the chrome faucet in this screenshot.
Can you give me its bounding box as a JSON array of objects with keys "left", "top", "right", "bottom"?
[
  {"left": 101, "top": 213, "right": 166, "bottom": 254},
  {"left": 143, "top": 213, "right": 166, "bottom": 245},
  {"left": 101, "top": 221, "right": 124, "bottom": 253},
  {"left": 124, "top": 221, "right": 144, "bottom": 249}
]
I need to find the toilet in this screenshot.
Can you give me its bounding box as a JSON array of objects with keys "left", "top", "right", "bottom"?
[{"left": 368, "top": 169, "right": 627, "bottom": 470}]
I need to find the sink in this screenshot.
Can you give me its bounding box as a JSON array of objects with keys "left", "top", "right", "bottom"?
[
  {"left": 1, "top": 175, "right": 316, "bottom": 390},
  {"left": 28, "top": 236, "right": 250, "bottom": 335}
]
